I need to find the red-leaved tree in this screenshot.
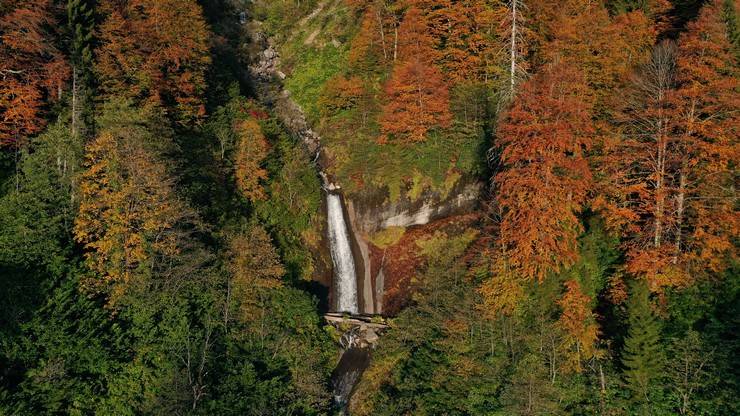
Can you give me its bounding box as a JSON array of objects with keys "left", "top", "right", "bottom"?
[
  {"left": 495, "top": 63, "right": 594, "bottom": 281},
  {"left": 379, "top": 6, "right": 452, "bottom": 143},
  {"left": 96, "top": 0, "right": 211, "bottom": 124},
  {"left": 0, "top": 0, "right": 68, "bottom": 147}
]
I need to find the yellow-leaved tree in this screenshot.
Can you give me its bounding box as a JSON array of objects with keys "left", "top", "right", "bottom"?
[
  {"left": 234, "top": 118, "right": 270, "bottom": 202},
  {"left": 74, "top": 100, "right": 200, "bottom": 306}
]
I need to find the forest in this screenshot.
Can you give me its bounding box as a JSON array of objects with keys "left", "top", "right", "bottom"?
[{"left": 0, "top": 0, "right": 737, "bottom": 415}]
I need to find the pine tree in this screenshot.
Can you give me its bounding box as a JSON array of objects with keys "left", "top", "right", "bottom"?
[
  {"left": 66, "top": 0, "right": 95, "bottom": 138},
  {"left": 67, "top": 0, "right": 94, "bottom": 69},
  {"left": 724, "top": 0, "right": 740, "bottom": 59},
  {"left": 622, "top": 281, "right": 664, "bottom": 409}
]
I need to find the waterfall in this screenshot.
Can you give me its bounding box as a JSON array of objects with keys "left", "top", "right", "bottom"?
[{"left": 326, "top": 192, "right": 359, "bottom": 314}]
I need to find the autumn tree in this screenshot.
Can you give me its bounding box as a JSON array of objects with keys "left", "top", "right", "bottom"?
[
  {"left": 556, "top": 280, "right": 600, "bottom": 373},
  {"left": 0, "top": 0, "right": 69, "bottom": 147},
  {"left": 595, "top": 42, "right": 683, "bottom": 290},
  {"left": 95, "top": 0, "right": 211, "bottom": 124},
  {"left": 487, "top": 0, "right": 533, "bottom": 98},
  {"left": 419, "top": 0, "right": 498, "bottom": 84},
  {"left": 234, "top": 118, "right": 269, "bottom": 202},
  {"left": 495, "top": 63, "right": 593, "bottom": 280},
  {"left": 225, "top": 226, "right": 284, "bottom": 332},
  {"left": 348, "top": 3, "right": 395, "bottom": 72},
  {"left": 379, "top": 7, "right": 452, "bottom": 143},
  {"left": 74, "top": 100, "right": 201, "bottom": 306},
  {"left": 318, "top": 75, "right": 366, "bottom": 116},
  {"left": 479, "top": 256, "right": 525, "bottom": 319},
  {"left": 596, "top": 1, "right": 738, "bottom": 291},
  {"left": 670, "top": 0, "right": 739, "bottom": 277},
  {"left": 542, "top": 0, "right": 658, "bottom": 114}
]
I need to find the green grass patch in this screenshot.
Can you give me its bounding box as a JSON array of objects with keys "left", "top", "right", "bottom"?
[
  {"left": 368, "top": 227, "right": 406, "bottom": 249},
  {"left": 284, "top": 45, "right": 348, "bottom": 122}
]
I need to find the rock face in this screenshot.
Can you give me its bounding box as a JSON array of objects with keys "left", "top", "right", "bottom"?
[
  {"left": 345, "top": 177, "right": 482, "bottom": 315},
  {"left": 348, "top": 177, "right": 483, "bottom": 233}
]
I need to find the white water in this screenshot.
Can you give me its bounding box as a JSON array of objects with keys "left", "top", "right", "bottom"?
[{"left": 326, "top": 193, "right": 359, "bottom": 314}]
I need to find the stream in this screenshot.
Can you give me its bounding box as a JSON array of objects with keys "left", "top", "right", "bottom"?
[{"left": 247, "top": 20, "right": 370, "bottom": 414}]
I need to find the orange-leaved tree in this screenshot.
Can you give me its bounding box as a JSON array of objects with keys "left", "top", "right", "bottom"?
[
  {"left": 319, "top": 75, "right": 366, "bottom": 116},
  {"left": 379, "top": 6, "right": 452, "bottom": 143},
  {"left": 557, "top": 279, "right": 600, "bottom": 373},
  {"left": 348, "top": 2, "right": 399, "bottom": 72},
  {"left": 495, "top": 62, "right": 594, "bottom": 281},
  {"left": 595, "top": 0, "right": 738, "bottom": 291},
  {"left": 542, "top": 0, "right": 657, "bottom": 115},
  {"left": 670, "top": 0, "right": 739, "bottom": 276},
  {"left": 423, "top": 0, "right": 498, "bottom": 84},
  {"left": 594, "top": 41, "right": 683, "bottom": 290},
  {"left": 96, "top": 0, "right": 211, "bottom": 124},
  {"left": 0, "top": 0, "right": 69, "bottom": 147}
]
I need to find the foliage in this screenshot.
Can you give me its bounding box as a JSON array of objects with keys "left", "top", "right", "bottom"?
[
  {"left": 0, "top": 0, "right": 69, "bottom": 147},
  {"left": 622, "top": 281, "right": 665, "bottom": 410},
  {"left": 557, "top": 280, "right": 600, "bottom": 374},
  {"left": 234, "top": 119, "right": 270, "bottom": 202},
  {"left": 74, "top": 100, "right": 203, "bottom": 306},
  {"left": 96, "top": 0, "right": 211, "bottom": 124},
  {"left": 596, "top": 0, "right": 738, "bottom": 292},
  {"left": 0, "top": 122, "right": 81, "bottom": 344},
  {"left": 495, "top": 62, "right": 594, "bottom": 281},
  {"left": 255, "top": 118, "right": 324, "bottom": 281},
  {"left": 369, "top": 226, "right": 406, "bottom": 249},
  {"left": 318, "top": 75, "right": 366, "bottom": 117},
  {"left": 1, "top": 0, "right": 738, "bottom": 414},
  {"left": 379, "top": 7, "right": 452, "bottom": 143},
  {"left": 284, "top": 44, "right": 349, "bottom": 122}
]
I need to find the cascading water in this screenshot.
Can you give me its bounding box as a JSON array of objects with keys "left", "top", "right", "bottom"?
[
  {"left": 249, "top": 17, "right": 382, "bottom": 414},
  {"left": 326, "top": 192, "right": 359, "bottom": 314}
]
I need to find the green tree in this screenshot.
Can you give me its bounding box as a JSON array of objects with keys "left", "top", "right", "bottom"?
[
  {"left": 66, "top": 0, "right": 95, "bottom": 137},
  {"left": 5, "top": 272, "right": 118, "bottom": 414},
  {"left": 723, "top": 0, "right": 740, "bottom": 59},
  {"left": 0, "top": 122, "right": 81, "bottom": 341},
  {"left": 501, "top": 353, "right": 560, "bottom": 416},
  {"left": 666, "top": 330, "right": 715, "bottom": 415},
  {"left": 622, "top": 281, "right": 665, "bottom": 412}
]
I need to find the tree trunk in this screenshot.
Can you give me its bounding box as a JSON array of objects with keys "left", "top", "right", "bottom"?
[
  {"left": 71, "top": 66, "right": 78, "bottom": 139},
  {"left": 509, "top": 0, "right": 519, "bottom": 96},
  {"left": 376, "top": 10, "right": 388, "bottom": 61},
  {"left": 674, "top": 168, "right": 686, "bottom": 262}
]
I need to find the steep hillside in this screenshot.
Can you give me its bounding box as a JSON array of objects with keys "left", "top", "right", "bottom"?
[{"left": 0, "top": 0, "right": 738, "bottom": 415}]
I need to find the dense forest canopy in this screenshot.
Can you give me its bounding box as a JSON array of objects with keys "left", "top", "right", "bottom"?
[{"left": 0, "top": 0, "right": 737, "bottom": 415}]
